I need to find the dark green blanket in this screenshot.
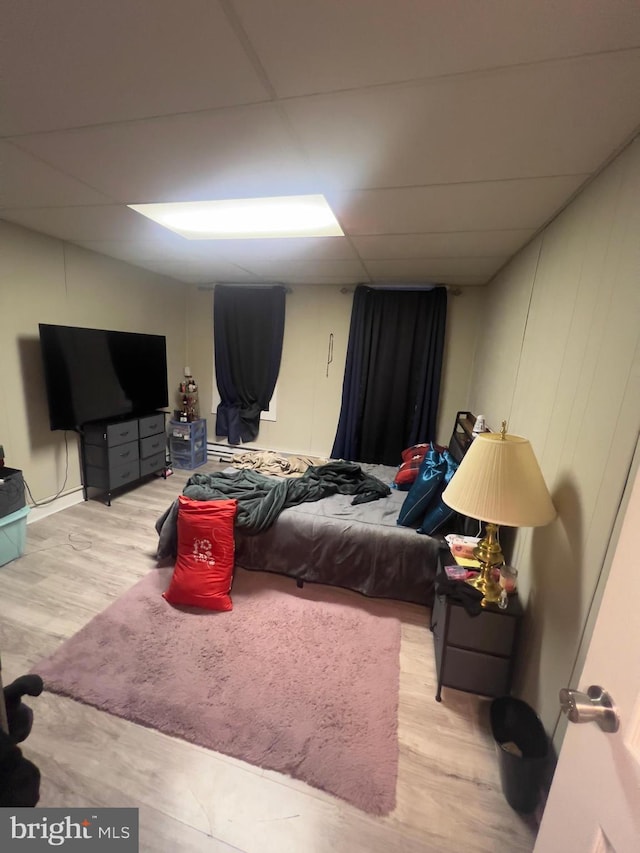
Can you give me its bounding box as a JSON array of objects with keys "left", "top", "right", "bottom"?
[{"left": 156, "top": 461, "right": 391, "bottom": 559}]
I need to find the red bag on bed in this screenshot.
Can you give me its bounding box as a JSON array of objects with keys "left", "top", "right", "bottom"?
[
  {"left": 163, "top": 496, "right": 238, "bottom": 611},
  {"left": 394, "top": 457, "right": 424, "bottom": 489},
  {"left": 401, "top": 443, "right": 431, "bottom": 463},
  {"left": 396, "top": 443, "right": 446, "bottom": 489}
]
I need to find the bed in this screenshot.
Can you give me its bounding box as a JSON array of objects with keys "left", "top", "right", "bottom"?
[
  {"left": 156, "top": 414, "right": 478, "bottom": 607},
  {"left": 232, "top": 463, "right": 441, "bottom": 606}
]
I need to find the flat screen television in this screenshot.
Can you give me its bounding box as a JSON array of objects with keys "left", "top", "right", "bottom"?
[{"left": 38, "top": 323, "right": 169, "bottom": 430}]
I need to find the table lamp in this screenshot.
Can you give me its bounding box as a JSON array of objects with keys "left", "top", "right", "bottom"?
[{"left": 441, "top": 422, "right": 556, "bottom": 606}]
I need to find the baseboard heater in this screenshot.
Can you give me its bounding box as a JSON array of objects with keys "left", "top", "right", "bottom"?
[
  {"left": 207, "top": 442, "right": 270, "bottom": 463},
  {"left": 206, "top": 442, "right": 241, "bottom": 463},
  {"left": 206, "top": 442, "right": 287, "bottom": 463}
]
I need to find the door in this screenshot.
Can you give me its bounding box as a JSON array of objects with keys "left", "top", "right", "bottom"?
[{"left": 534, "top": 463, "right": 640, "bottom": 852}]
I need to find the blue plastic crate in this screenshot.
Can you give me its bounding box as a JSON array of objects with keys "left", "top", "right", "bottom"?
[
  {"left": 0, "top": 504, "right": 30, "bottom": 567},
  {"left": 169, "top": 418, "right": 207, "bottom": 470},
  {"left": 170, "top": 440, "right": 207, "bottom": 470}
]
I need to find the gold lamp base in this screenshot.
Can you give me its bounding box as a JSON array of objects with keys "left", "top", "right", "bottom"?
[{"left": 466, "top": 522, "right": 504, "bottom": 606}]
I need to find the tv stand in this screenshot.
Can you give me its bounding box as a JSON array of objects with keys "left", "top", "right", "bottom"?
[{"left": 80, "top": 412, "right": 167, "bottom": 505}]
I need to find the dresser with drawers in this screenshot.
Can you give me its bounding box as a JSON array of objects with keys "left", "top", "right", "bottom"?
[
  {"left": 430, "top": 558, "right": 522, "bottom": 702},
  {"left": 81, "top": 412, "right": 167, "bottom": 505}
]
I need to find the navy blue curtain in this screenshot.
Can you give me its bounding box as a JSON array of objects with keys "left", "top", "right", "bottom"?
[
  {"left": 214, "top": 285, "right": 286, "bottom": 445},
  {"left": 331, "top": 285, "right": 447, "bottom": 465}
]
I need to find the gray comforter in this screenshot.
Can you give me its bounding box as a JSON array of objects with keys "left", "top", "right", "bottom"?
[{"left": 155, "top": 461, "right": 391, "bottom": 560}]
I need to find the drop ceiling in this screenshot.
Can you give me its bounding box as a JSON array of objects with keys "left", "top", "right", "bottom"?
[{"left": 2, "top": 1, "right": 640, "bottom": 287}]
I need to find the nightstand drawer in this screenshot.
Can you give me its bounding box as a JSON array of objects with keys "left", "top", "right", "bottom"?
[
  {"left": 441, "top": 647, "right": 511, "bottom": 697},
  {"left": 448, "top": 604, "right": 517, "bottom": 656}
]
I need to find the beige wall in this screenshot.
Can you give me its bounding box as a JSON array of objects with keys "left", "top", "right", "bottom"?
[
  {"left": 186, "top": 283, "right": 482, "bottom": 458},
  {"left": 0, "top": 220, "right": 187, "bottom": 503},
  {"left": 469, "top": 138, "right": 640, "bottom": 742},
  {"left": 0, "top": 216, "right": 483, "bottom": 504},
  {"left": 437, "top": 286, "right": 485, "bottom": 446}
]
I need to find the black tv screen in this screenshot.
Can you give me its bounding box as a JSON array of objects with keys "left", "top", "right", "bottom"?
[{"left": 38, "top": 324, "right": 169, "bottom": 430}]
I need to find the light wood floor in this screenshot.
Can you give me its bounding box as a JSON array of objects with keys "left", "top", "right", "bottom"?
[{"left": 0, "top": 463, "right": 537, "bottom": 852}]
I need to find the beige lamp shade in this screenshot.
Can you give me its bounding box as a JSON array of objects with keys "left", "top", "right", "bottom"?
[{"left": 442, "top": 432, "right": 556, "bottom": 527}]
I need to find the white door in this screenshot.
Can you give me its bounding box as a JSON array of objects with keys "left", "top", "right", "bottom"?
[{"left": 534, "top": 463, "right": 640, "bottom": 852}]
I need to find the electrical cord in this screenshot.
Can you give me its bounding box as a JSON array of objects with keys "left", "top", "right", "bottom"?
[
  {"left": 24, "top": 533, "right": 93, "bottom": 554},
  {"left": 22, "top": 432, "right": 71, "bottom": 507},
  {"left": 2, "top": 432, "right": 92, "bottom": 556}
]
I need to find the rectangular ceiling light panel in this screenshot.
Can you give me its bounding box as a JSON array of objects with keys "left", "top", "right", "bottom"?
[{"left": 128, "top": 194, "right": 344, "bottom": 239}]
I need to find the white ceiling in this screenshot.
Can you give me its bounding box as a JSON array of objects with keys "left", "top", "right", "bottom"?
[{"left": 2, "top": 0, "right": 640, "bottom": 287}]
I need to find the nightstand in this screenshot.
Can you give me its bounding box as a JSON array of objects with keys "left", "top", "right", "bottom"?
[{"left": 430, "top": 559, "right": 522, "bottom": 702}]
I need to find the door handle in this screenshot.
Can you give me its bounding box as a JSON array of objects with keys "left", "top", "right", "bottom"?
[{"left": 559, "top": 685, "right": 619, "bottom": 733}]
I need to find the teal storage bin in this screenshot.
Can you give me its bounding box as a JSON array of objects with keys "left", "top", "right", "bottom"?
[{"left": 0, "top": 504, "right": 30, "bottom": 567}]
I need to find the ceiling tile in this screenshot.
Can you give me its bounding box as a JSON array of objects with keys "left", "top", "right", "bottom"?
[
  {"left": 213, "top": 237, "right": 359, "bottom": 263},
  {"left": 335, "top": 175, "right": 589, "bottom": 234},
  {"left": 235, "top": 0, "right": 640, "bottom": 96},
  {"left": 0, "top": 142, "right": 114, "bottom": 208},
  {"left": 73, "top": 238, "right": 203, "bottom": 264},
  {"left": 179, "top": 270, "right": 264, "bottom": 284},
  {"left": 351, "top": 230, "right": 536, "bottom": 259},
  {"left": 3, "top": 4, "right": 638, "bottom": 286},
  {"left": 0, "top": 205, "right": 176, "bottom": 243},
  {"left": 284, "top": 51, "right": 640, "bottom": 187},
  {"left": 258, "top": 275, "right": 367, "bottom": 286},
  {"left": 369, "top": 273, "right": 490, "bottom": 286},
  {"left": 364, "top": 257, "right": 505, "bottom": 279},
  {"left": 2, "top": 0, "right": 269, "bottom": 135},
  {"left": 135, "top": 258, "right": 261, "bottom": 282},
  {"left": 238, "top": 258, "right": 368, "bottom": 279},
  {"left": 74, "top": 237, "right": 360, "bottom": 268},
  {"left": 9, "top": 105, "right": 316, "bottom": 203}
]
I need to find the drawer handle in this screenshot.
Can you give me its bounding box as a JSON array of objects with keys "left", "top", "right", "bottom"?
[
  {"left": 120, "top": 450, "right": 130, "bottom": 458},
  {"left": 147, "top": 422, "right": 159, "bottom": 430},
  {"left": 120, "top": 471, "right": 131, "bottom": 479},
  {"left": 119, "top": 430, "right": 129, "bottom": 437},
  {"left": 150, "top": 441, "right": 160, "bottom": 449}
]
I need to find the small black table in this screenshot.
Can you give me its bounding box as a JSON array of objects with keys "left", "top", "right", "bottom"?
[{"left": 430, "top": 556, "right": 523, "bottom": 702}]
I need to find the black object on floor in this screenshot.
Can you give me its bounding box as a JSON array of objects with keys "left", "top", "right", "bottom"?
[
  {"left": 0, "top": 673, "right": 44, "bottom": 806},
  {"left": 490, "top": 696, "right": 549, "bottom": 813},
  {"left": 3, "top": 674, "right": 44, "bottom": 743},
  {"left": 0, "top": 731, "right": 41, "bottom": 807}
]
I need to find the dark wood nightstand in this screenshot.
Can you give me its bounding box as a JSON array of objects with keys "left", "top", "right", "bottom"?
[{"left": 430, "top": 559, "right": 522, "bottom": 702}]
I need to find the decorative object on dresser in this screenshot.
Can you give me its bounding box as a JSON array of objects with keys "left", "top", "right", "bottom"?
[
  {"left": 431, "top": 556, "right": 523, "bottom": 702},
  {"left": 81, "top": 412, "right": 167, "bottom": 505},
  {"left": 177, "top": 366, "right": 199, "bottom": 422},
  {"left": 441, "top": 421, "right": 556, "bottom": 606}
]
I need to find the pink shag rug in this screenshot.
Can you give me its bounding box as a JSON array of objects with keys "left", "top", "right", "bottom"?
[{"left": 34, "top": 568, "right": 402, "bottom": 815}]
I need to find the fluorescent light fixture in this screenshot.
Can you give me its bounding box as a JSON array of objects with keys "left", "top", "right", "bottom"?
[{"left": 127, "top": 194, "right": 344, "bottom": 239}]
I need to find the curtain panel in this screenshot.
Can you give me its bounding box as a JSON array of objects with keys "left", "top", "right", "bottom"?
[
  {"left": 331, "top": 285, "right": 447, "bottom": 466},
  {"left": 214, "top": 285, "right": 286, "bottom": 445}
]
